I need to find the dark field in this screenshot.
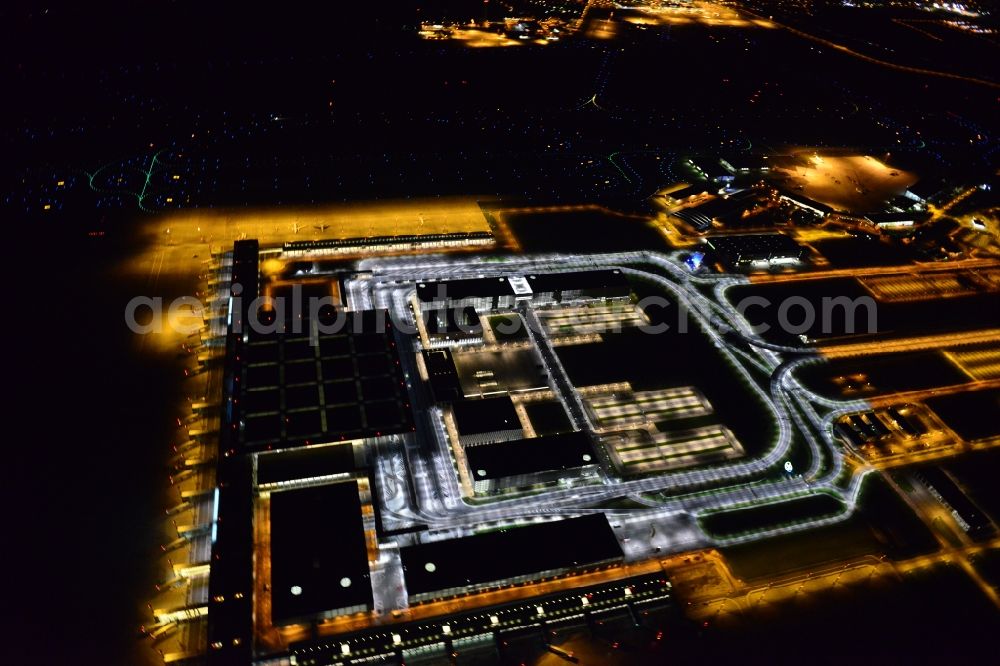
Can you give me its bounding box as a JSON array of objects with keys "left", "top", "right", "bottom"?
[
  {"left": 503, "top": 210, "right": 667, "bottom": 254},
  {"left": 796, "top": 350, "right": 970, "bottom": 400},
  {"left": 858, "top": 475, "right": 939, "bottom": 560},
  {"left": 944, "top": 449, "right": 1000, "bottom": 526},
  {"left": 674, "top": 565, "right": 1000, "bottom": 664},
  {"left": 925, "top": 387, "right": 1000, "bottom": 443},
  {"left": 700, "top": 494, "right": 845, "bottom": 538},
  {"left": 811, "top": 236, "right": 913, "bottom": 269},
  {"left": 722, "top": 475, "right": 937, "bottom": 581},
  {"left": 727, "top": 277, "right": 1000, "bottom": 347}
]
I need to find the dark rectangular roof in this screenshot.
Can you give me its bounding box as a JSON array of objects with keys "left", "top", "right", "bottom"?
[
  {"left": 206, "top": 454, "right": 253, "bottom": 662},
  {"left": 284, "top": 231, "right": 492, "bottom": 252},
  {"left": 230, "top": 240, "right": 260, "bottom": 333},
  {"left": 466, "top": 431, "right": 596, "bottom": 481},
  {"left": 422, "top": 349, "right": 462, "bottom": 403},
  {"left": 423, "top": 348, "right": 458, "bottom": 376},
  {"left": 424, "top": 306, "right": 482, "bottom": 336},
  {"left": 235, "top": 309, "right": 413, "bottom": 450},
  {"left": 674, "top": 189, "right": 760, "bottom": 231},
  {"left": 256, "top": 443, "right": 356, "bottom": 486},
  {"left": 269, "top": 481, "right": 372, "bottom": 624},
  {"left": 523, "top": 401, "right": 573, "bottom": 436},
  {"left": 452, "top": 396, "right": 521, "bottom": 435},
  {"left": 525, "top": 269, "right": 630, "bottom": 295},
  {"left": 400, "top": 514, "right": 622, "bottom": 596},
  {"left": 416, "top": 276, "right": 515, "bottom": 303}
]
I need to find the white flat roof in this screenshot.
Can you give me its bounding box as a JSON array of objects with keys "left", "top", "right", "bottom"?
[{"left": 508, "top": 275, "right": 533, "bottom": 296}]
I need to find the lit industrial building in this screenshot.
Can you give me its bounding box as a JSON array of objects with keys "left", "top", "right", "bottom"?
[
  {"left": 661, "top": 182, "right": 713, "bottom": 207},
  {"left": 778, "top": 190, "right": 833, "bottom": 218},
  {"left": 864, "top": 211, "right": 929, "bottom": 230},
  {"left": 705, "top": 233, "right": 806, "bottom": 270},
  {"left": 452, "top": 347, "right": 549, "bottom": 397},
  {"left": 720, "top": 153, "right": 771, "bottom": 175},
  {"left": 671, "top": 189, "right": 761, "bottom": 231}
]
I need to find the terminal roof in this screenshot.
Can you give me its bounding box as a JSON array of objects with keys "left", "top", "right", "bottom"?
[
  {"left": 452, "top": 396, "right": 521, "bottom": 435},
  {"left": 466, "top": 431, "right": 595, "bottom": 480},
  {"left": 256, "top": 443, "right": 356, "bottom": 486},
  {"left": 270, "top": 481, "right": 372, "bottom": 624},
  {"left": 400, "top": 514, "right": 622, "bottom": 596}
]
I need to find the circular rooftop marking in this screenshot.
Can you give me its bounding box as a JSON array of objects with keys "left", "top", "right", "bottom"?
[
  {"left": 290, "top": 585, "right": 303, "bottom": 596},
  {"left": 477, "top": 469, "right": 487, "bottom": 477},
  {"left": 425, "top": 562, "right": 437, "bottom": 573},
  {"left": 582, "top": 454, "right": 592, "bottom": 462},
  {"left": 340, "top": 577, "right": 352, "bottom": 588}
]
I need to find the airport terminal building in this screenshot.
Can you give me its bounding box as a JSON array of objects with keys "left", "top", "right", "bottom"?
[
  {"left": 416, "top": 269, "right": 631, "bottom": 312},
  {"left": 399, "top": 515, "right": 624, "bottom": 604},
  {"left": 205, "top": 240, "right": 637, "bottom": 664},
  {"left": 452, "top": 396, "right": 524, "bottom": 447},
  {"left": 466, "top": 431, "right": 599, "bottom": 495}
]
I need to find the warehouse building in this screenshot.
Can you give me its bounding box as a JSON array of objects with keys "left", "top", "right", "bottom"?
[
  {"left": 662, "top": 183, "right": 712, "bottom": 206},
  {"left": 720, "top": 154, "right": 771, "bottom": 175},
  {"left": 904, "top": 178, "right": 955, "bottom": 206},
  {"left": 672, "top": 189, "right": 761, "bottom": 232},
  {"left": 778, "top": 190, "right": 833, "bottom": 218},
  {"left": 864, "top": 211, "right": 929, "bottom": 230},
  {"left": 705, "top": 233, "right": 806, "bottom": 270}
]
